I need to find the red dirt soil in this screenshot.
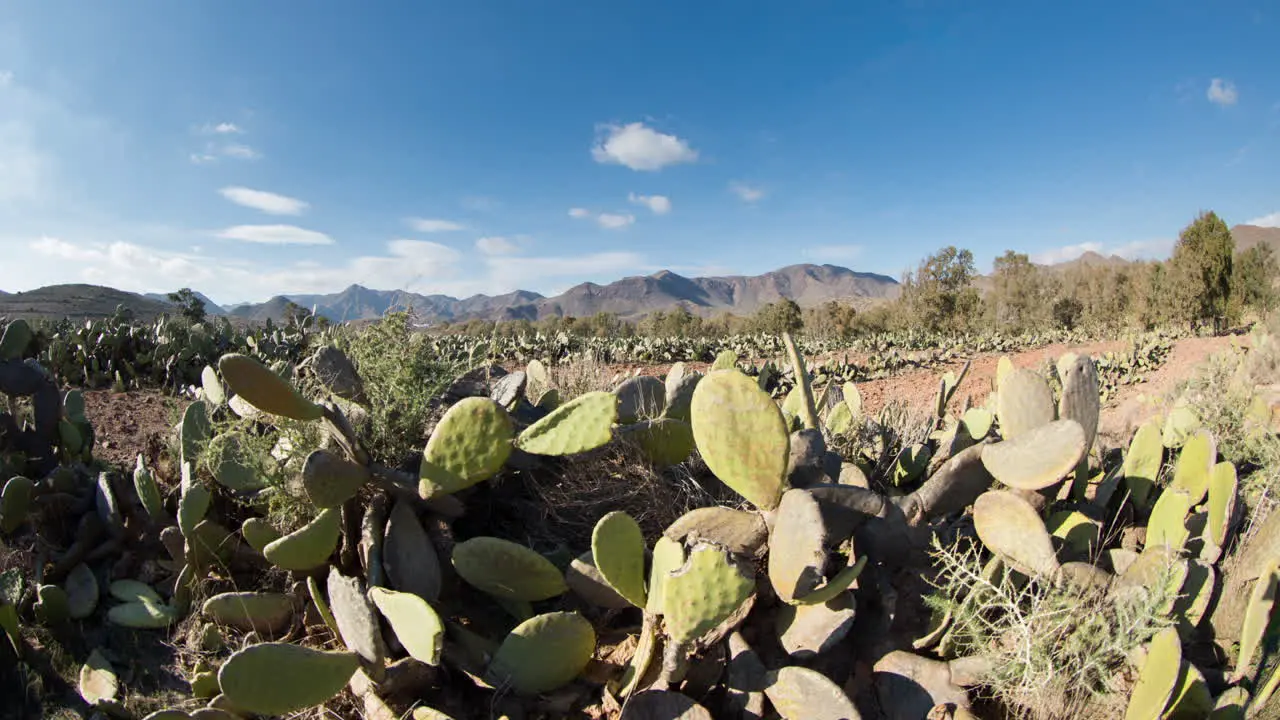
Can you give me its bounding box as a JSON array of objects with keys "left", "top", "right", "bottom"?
[{"left": 82, "top": 389, "right": 181, "bottom": 478}]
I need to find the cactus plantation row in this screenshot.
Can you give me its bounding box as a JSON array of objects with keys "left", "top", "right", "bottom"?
[{"left": 1, "top": 314, "right": 1277, "bottom": 719}]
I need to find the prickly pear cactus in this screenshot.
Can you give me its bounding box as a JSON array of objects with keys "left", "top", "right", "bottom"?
[
  {"left": 1124, "top": 419, "right": 1164, "bottom": 508},
  {"left": 996, "top": 367, "right": 1055, "bottom": 440},
  {"left": 420, "top": 397, "right": 514, "bottom": 497},
  {"left": 262, "top": 508, "right": 341, "bottom": 571},
  {"left": 1, "top": 475, "right": 34, "bottom": 534},
  {"left": 301, "top": 449, "right": 369, "bottom": 509},
  {"left": 690, "top": 370, "right": 789, "bottom": 511},
  {"left": 368, "top": 587, "right": 445, "bottom": 666},
  {"left": 1057, "top": 353, "right": 1100, "bottom": 451},
  {"left": 1169, "top": 430, "right": 1216, "bottom": 505},
  {"left": 973, "top": 490, "right": 1060, "bottom": 579},
  {"left": 981, "top": 419, "right": 1085, "bottom": 491},
  {"left": 663, "top": 543, "right": 754, "bottom": 648},
  {"left": 1124, "top": 627, "right": 1181, "bottom": 720},
  {"left": 451, "top": 537, "right": 567, "bottom": 602},
  {"left": 591, "top": 511, "right": 647, "bottom": 608},
  {"left": 217, "top": 642, "right": 360, "bottom": 715},
  {"left": 202, "top": 592, "right": 294, "bottom": 634},
  {"left": 515, "top": 391, "right": 617, "bottom": 456},
  {"left": 217, "top": 353, "right": 324, "bottom": 421},
  {"left": 484, "top": 612, "right": 596, "bottom": 695},
  {"left": 133, "top": 455, "right": 165, "bottom": 523},
  {"left": 615, "top": 375, "right": 666, "bottom": 424}
]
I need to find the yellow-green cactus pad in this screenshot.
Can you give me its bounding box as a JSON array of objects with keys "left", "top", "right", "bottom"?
[
  {"left": 996, "top": 355, "right": 1015, "bottom": 386},
  {"left": 591, "top": 511, "right": 647, "bottom": 608},
  {"left": 963, "top": 407, "right": 993, "bottom": 440},
  {"left": 1205, "top": 461, "right": 1237, "bottom": 560},
  {"left": 1162, "top": 405, "right": 1200, "bottom": 449},
  {"left": 627, "top": 418, "right": 696, "bottom": 466},
  {"left": 1046, "top": 510, "right": 1101, "bottom": 557},
  {"left": 1210, "top": 687, "right": 1250, "bottom": 719},
  {"left": 0, "top": 318, "right": 33, "bottom": 360},
  {"left": 217, "top": 353, "right": 324, "bottom": 421},
  {"left": 843, "top": 381, "right": 863, "bottom": 417},
  {"left": 205, "top": 431, "right": 267, "bottom": 492},
  {"left": 201, "top": 365, "right": 226, "bottom": 407},
  {"left": 824, "top": 401, "right": 854, "bottom": 436},
  {"left": 768, "top": 489, "right": 828, "bottom": 603},
  {"left": 217, "top": 642, "right": 359, "bottom": 716},
  {"left": 179, "top": 400, "right": 212, "bottom": 469},
  {"left": 1146, "top": 489, "right": 1193, "bottom": 554},
  {"left": 1124, "top": 419, "right": 1164, "bottom": 508},
  {"left": 34, "top": 584, "right": 70, "bottom": 625},
  {"left": 177, "top": 483, "right": 211, "bottom": 538},
  {"left": 301, "top": 449, "right": 369, "bottom": 509},
  {"left": 1124, "top": 627, "right": 1181, "bottom": 720},
  {"left": 79, "top": 648, "right": 119, "bottom": 705},
  {"left": 615, "top": 375, "right": 666, "bottom": 424},
  {"left": 485, "top": 612, "right": 596, "bottom": 695},
  {"left": 515, "top": 391, "right": 616, "bottom": 456},
  {"left": 0, "top": 475, "right": 34, "bottom": 534},
  {"left": 663, "top": 543, "right": 754, "bottom": 647},
  {"left": 240, "top": 517, "right": 281, "bottom": 553},
  {"left": 451, "top": 537, "right": 567, "bottom": 602},
  {"left": 1171, "top": 560, "right": 1216, "bottom": 636},
  {"left": 973, "top": 490, "right": 1060, "bottom": 579},
  {"left": 108, "top": 600, "right": 176, "bottom": 628},
  {"left": 646, "top": 536, "right": 685, "bottom": 616},
  {"left": 202, "top": 592, "right": 293, "bottom": 634},
  {"left": 1165, "top": 661, "right": 1213, "bottom": 718},
  {"left": 1234, "top": 559, "right": 1278, "bottom": 682},
  {"left": 690, "top": 370, "right": 790, "bottom": 511},
  {"left": 981, "top": 419, "right": 1085, "bottom": 491},
  {"left": 420, "top": 397, "right": 514, "bottom": 496},
  {"left": 369, "top": 587, "right": 444, "bottom": 666},
  {"left": 262, "top": 508, "right": 341, "bottom": 571},
  {"left": 109, "top": 579, "right": 161, "bottom": 604},
  {"left": 1114, "top": 549, "right": 1188, "bottom": 617},
  {"left": 1170, "top": 430, "right": 1216, "bottom": 505},
  {"left": 711, "top": 350, "right": 738, "bottom": 371},
  {"left": 763, "top": 665, "right": 859, "bottom": 720},
  {"left": 133, "top": 455, "right": 165, "bottom": 523},
  {"left": 891, "top": 444, "right": 932, "bottom": 485},
  {"left": 996, "top": 367, "right": 1055, "bottom": 440}
]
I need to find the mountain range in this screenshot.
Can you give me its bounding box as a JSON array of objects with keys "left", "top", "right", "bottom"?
[{"left": 3, "top": 224, "right": 1278, "bottom": 324}]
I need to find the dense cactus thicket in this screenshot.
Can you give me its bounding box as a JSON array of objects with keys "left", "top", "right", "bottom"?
[{"left": 2, "top": 314, "right": 1278, "bottom": 719}]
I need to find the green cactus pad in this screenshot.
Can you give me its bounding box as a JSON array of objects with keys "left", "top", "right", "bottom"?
[
  {"left": 526, "top": 358, "right": 550, "bottom": 389},
  {"left": 0, "top": 318, "right": 32, "bottom": 360},
  {"left": 1124, "top": 627, "right": 1181, "bottom": 720},
  {"left": 301, "top": 449, "right": 369, "bottom": 509},
  {"left": 768, "top": 489, "right": 828, "bottom": 603},
  {"left": 240, "top": 517, "right": 280, "bottom": 552},
  {"left": 179, "top": 400, "right": 212, "bottom": 469},
  {"left": 485, "top": 611, "right": 596, "bottom": 695},
  {"left": 690, "top": 370, "right": 790, "bottom": 511},
  {"left": 996, "top": 367, "right": 1056, "bottom": 440},
  {"left": 1206, "top": 461, "right": 1237, "bottom": 559},
  {"left": 763, "top": 665, "right": 859, "bottom": 720},
  {"left": 309, "top": 345, "right": 367, "bottom": 403},
  {"left": 842, "top": 381, "right": 863, "bottom": 417},
  {"left": 1114, "top": 549, "right": 1188, "bottom": 617},
  {"left": 1170, "top": 430, "right": 1216, "bottom": 505},
  {"left": 133, "top": 455, "right": 165, "bottom": 523},
  {"left": 59, "top": 419, "right": 83, "bottom": 454},
  {"left": 663, "top": 506, "right": 769, "bottom": 558},
  {"left": 420, "top": 397, "right": 514, "bottom": 496},
  {"left": 664, "top": 367, "right": 701, "bottom": 423},
  {"left": 781, "top": 386, "right": 805, "bottom": 422},
  {"left": 795, "top": 557, "right": 866, "bottom": 607},
  {"left": 177, "top": 483, "right": 211, "bottom": 538},
  {"left": 35, "top": 584, "right": 70, "bottom": 625},
  {"left": 663, "top": 543, "right": 754, "bottom": 647},
  {"left": 566, "top": 552, "right": 631, "bottom": 609},
  {"left": 1166, "top": 661, "right": 1213, "bottom": 718},
  {"left": 626, "top": 418, "right": 696, "bottom": 466},
  {"left": 66, "top": 563, "right": 99, "bottom": 619},
  {"left": 205, "top": 431, "right": 267, "bottom": 492},
  {"left": 217, "top": 642, "right": 359, "bottom": 716},
  {"left": 110, "top": 579, "right": 162, "bottom": 604},
  {"left": 1057, "top": 354, "right": 1100, "bottom": 451},
  {"left": 452, "top": 537, "right": 567, "bottom": 601},
  {"left": 369, "top": 587, "right": 445, "bottom": 666},
  {"left": 824, "top": 401, "right": 854, "bottom": 436},
  {"left": 1162, "top": 405, "right": 1201, "bottom": 448},
  {"left": 1171, "top": 560, "right": 1215, "bottom": 636},
  {"left": 63, "top": 389, "right": 86, "bottom": 422},
  {"left": 108, "top": 600, "right": 177, "bottom": 628},
  {"left": 1, "top": 475, "right": 34, "bottom": 534},
  {"left": 326, "top": 569, "right": 387, "bottom": 669},
  {"left": 962, "top": 407, "right": 993, "bottom": 440},
  {"left": 973, "top": 490, "right": 1060, "bottom": 579},
  {"left": 591, "top": 511, "right": 647, "bottom": 608},
  {"left": 615, "top": 375, "right": 666, "bottom": 423},
  {"left": 891, "top": 444, "right": 932, "bottom": 485},
  {"left": 383, "top": 500, "right": 442, "bottom": 602},
  {"left": 1210, "top": 687, "right": 1250, "bottom": 719},
  {"left": 981, "top": 419, "right": 1085, "bottom": 491},
  {"left": 620, "top": 690, "right": 713, "bottom": 719},
  {"left": 1234, "top": 559, "right": 1278, "bottom": 682},
  {"left": 711, "top": 350, "right": 738, "bottom": 371},
  {"left": 262, "top": 508, "right": 341, "bottom": 571},
  {"left": 515, "top": 391, "right": 617, "bottom": 456},
  {"left": 1147, "top": 489, "right": 1193, "bottom": 553},
  {"left": 79, "top": 648, "right": 119, "bottom": 705},
  {"left": 1124, "top": 420, "right": 1164, "bottom": 508},
  {"left": 190, "top": 670, "right": 219, "bottom": 698},
  {"left": 217, "top": 353, "right": 324, "bottom": 421},
  {"left": 201, "top": 365, "right": 226, "bottom": 406},
  {"left": 1046, "top": 510, "right": 1101, "bottom": 557},
  {"left": 202, "top": 592, "right": 294, "bottom": 634},
  {"left": 646, "top": 536, "right": 685, "bottom": 616}
]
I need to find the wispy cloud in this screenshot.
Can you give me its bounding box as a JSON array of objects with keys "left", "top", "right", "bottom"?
[
  {"left": 802, "top": 245, "right": 864, "bottom": 263},
  {"left": 568, "top": 208, "right": 591, "bottom": 219},
  {"left": 592, "top": 122, "right": 698, "bottom": 171},
  {"left": 596, "top": 213, "right": 636, "bottom": 229},
  {"left": 476, "top": 236, "right": 520, "bottom": 255},
  {"left": 729, "top": 181, "right": 765, "bottom": 203},
  {"left": 628, "top": 192, "right": 672, "bottom": 215},
  {"left": 221, "top": 143, "right": 260, "bottom": 160},
  {"left": 1030, "top": 238, "right": 1174, "bottom": 265},
  {"left": 0, "top": 70, "right": 12, "bottom": 87},
  {"left": 406, "top": 217, "right": 466, "bottom": 232},
  {"left": 198, "top": 121, "right": 244, "bottom": 135},
  {"left": 1246, "top": 212, "right": 1280, "bottom": 228},
  {"left": 189, "top": 121, "right": 260, "bottom": 163},
  {"left": 215, "top": 224, "right": 334, "bottom": 245},
  {"left": 1207, "top": 78, "right": 1238, "bottom": 106},
  {"left": 219, "top": 187, "right": 309, "bottom": 216}
]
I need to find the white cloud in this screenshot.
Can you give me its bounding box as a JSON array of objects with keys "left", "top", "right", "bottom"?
[
  {"left": 486, "top": 251, "right": 645, "bottom": 291},
  {"left": 199, "top": 121, "right": 244, "bottom": 135},
  {"left": 802, "top": 245, "right": 864, "bottom": 263},
  {"left": 220, "top": 143, "right": 260, "bottom": 160},
  {"left": 0, "top": 70, "right": 12, "bottom": 87},
  {"left": 596, "top": 212, "right": 635, "bottom": 229},
  {"left": 189, "top": 153, "right": 218, "bottom": 165},
  {"left": 189, "top": 142, "right": 261, "bottom": 164},
  {"left": 1208, "top": 78, "right": 1238, "bottom": 106},
  {"left": 1030, "top": 238, "right": 1174, "bottom": 265},
  {"left": 215, "top": 224, "right": 334, "bottom": 245},
  {"left": 476, "top": 236, "right": 520, "bottom": 255},
  {"left": 0, "top": 119, "right": 51, "bottom": 204},
  {"left": 407, "top": 217, "right": 466, "bottom": 232},
  {"left": 591, "top": 122, "right": 698, "bottom": 171},
  {"left": 219, "top": 187, "right": 309, "bottom": 216},
  {"left": 568, "top": 208, "right": 591, "bottom": 219},
  {"left": 629, "top": 192, "right": 672, "bottom": 215},
  {"left": 1246, "top": 212, "right": 1280, "bottom": 228},
  {"left": 729, "top": 181, "right": 765, "bottom": 203}
]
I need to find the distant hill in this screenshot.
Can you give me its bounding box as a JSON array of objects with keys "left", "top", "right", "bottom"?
[
  {"left": 1231, "top": 224, "right": 1280, "bottom": 253},
  {"left": 222, "top": 263, "right": 900, "bottom": 324},
  {"left": 0, "top": 284, "right": 176, "bottom": 321}
]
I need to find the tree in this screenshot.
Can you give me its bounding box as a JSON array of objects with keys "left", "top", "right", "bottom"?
[
  {"left": 989, "top": 251, "right": 1047, "bottom": 331},
  {"left": 1232, "top": 243, "right": 1279, "bottom": 320},
  {"left": 752, "top": 299, "right": 804, "bottom": 335},
  {"left": 167, "top": 288, "right": 207, "bottom": 324},
  {"left": 1168, "top": 211, "right": 1234, "bottom": 330},
  {"left": 900, "top": 246, "right": 981, "bottom": 332}
]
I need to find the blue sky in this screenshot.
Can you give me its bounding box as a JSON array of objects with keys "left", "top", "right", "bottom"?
[{"left": 1, "top": 1, "right": 1278, "bottom": 305}]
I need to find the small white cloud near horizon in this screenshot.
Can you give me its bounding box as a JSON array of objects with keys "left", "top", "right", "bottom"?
[
  {"left": 592, "top": 122, "right": 698, "bottom": 171},
  {"left": 629, "top": 192, "right": 672, "bottom": 215},
  {"left": 219, "top": 187, "right": 309, "bottom": 216},
  {"left": 729, "top": 181, "right": 765, "bottom": 203},
  {"left": 1246, "top": 212, "right": 1280, "bottom": 228},
  {"left": 803, "top": 245, "right": 864, "bottom": 264},
  {"left": 596, "top": 212, "right": 636, "bottom": 229},
  {"left": 476, "top": 236, "right": 520, "bottom": 255},
  {"left": 1030, "top": 238, "right": 1174, "bottom": 265},
  {"left": 216, "top": 224, "right": 334, "bottom": 246},
  {"left": 221, "top": 143, "right": 260, "bottom": 160},
  {"left": 1208, "top": 78, "right": 1238, "bottom": 106},
  {"left": 0, "top": 70, "right": 12, "bottom": 87},
  {"left": 568, "top": 208, "right": 591, "bottom": 219},
  {"left": 406, "top": 218, "right": 466, "bottom": 232},
  {"left": 198, "top": 121, "right": 244, "bottom": 135}
]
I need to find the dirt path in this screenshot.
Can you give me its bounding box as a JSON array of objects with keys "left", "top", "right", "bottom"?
[{"left": 83, "top": 389, "right": 181, "bottom": 478}]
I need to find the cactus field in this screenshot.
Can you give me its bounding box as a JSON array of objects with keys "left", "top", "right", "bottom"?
[{"left": 2, "top": 312, "right": 1279, "bottom": 720}]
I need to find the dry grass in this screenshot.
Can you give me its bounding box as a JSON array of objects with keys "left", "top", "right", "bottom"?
[{"left": 549, "top": 352, "right": 617, "bottom": 398}]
